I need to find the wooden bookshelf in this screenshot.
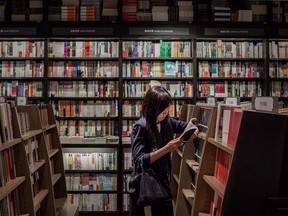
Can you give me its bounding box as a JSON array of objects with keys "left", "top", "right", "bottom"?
[
  {"left": 192, "top": 104, "right": 243, "bottom": 216},
  {"left": 174, "top": 103, "right": 217, "bottom": 216},
  {"left": 0, "top": 103, "right": 77, "bottom": 216}
]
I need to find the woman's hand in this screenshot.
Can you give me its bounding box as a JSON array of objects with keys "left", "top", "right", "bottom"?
[
  {"left": 192, "top": 127, "right": 199, "bottom": 139},
  {"left": 190, "top": 117, "right": 199, "bottom": 139},
  {"left": 164, "top": 138, "right": 183, "bottom": 153}
]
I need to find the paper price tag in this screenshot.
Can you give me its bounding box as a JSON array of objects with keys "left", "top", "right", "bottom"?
[
  {"left": 225, "top": 97, "right": 240, "bottom": 105},
  {"left": 207, "top": 97, "right": 217, "bottom": 105},
  {"left": 252, "top": 97, "right": 278, "bottom": 113},
  {"left": 17, "top": 97, "right": 27, "bottom": 106}
]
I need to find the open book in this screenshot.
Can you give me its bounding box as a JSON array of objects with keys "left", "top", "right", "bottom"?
[{"left": 179, "top": 119, "right": 198, "bottom": 145}]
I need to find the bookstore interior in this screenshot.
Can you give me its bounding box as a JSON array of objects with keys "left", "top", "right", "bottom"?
[{"left": 1, "top": 0, "right": 288, "bottom": 215}]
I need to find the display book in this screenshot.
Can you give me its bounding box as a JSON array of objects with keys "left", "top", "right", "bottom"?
[{"left": 0, "top": 102, "right": 77, "bottom": 216}]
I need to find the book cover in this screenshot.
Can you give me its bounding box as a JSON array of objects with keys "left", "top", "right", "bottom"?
[{"left": 179, "top": 118, "right": 197, "bottom": 145}]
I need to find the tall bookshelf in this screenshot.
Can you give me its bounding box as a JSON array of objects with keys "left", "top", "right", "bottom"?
[
  {"left": 46, "top": 37, "right": 120, "bottom": 214},
  {"left": 0, "top": 102, "right": 24, "bottom": 215},
  {"left": 170, "top": 103, "right": 194, "bottom": 210},
  {"left": 172, "top": 103, "right": 217, "bottom": 216}
]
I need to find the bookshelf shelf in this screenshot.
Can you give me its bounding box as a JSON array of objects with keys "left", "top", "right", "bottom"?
[
  {"left": 182, "top": 189, "right": 194, "bottom": 205},
  {"left": 207, "top": 138, "right": 234, "bottom": 155},
  {"left": 48, "top": 149, "right": 59, "bottom": 158},
  {"left": 0, "top": 138, "right": 22, "bottom": 151},
  {"left": 29, "top": 160, "right": 46, "bottom": 175},
  {"left": 0, "top": 176, "right": 25, "bottom": 201},
  {"left": 22, "top": 129, "right": 43, "bottom": 140},
  {"left": 33, "top": 189, "right": 49, "bottom": 208},
  {"left": 52, "top": 174, "right": 61, "bottom": 186},
  {"left": 203, "top": 175, "right": 225, "bottom": 198}
]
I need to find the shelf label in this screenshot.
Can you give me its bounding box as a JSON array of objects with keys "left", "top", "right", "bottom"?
[
  {"left": 129, "top": 27, "right": 189, "bottom": 36},
  {"left": 204, "top": 28, "right": 264, "bottom": 36},
  {"left": 0, "top": 28, "right": 37, "bottom": 36},
  {"left": 16, "top": 97, "right": 27, "bottom": 106},
  {"left": 225, "top": 97, "right": 240, "bottom": 105},
  {"left": 252, "top": 97, "right": 278, "bottom": 113},
  {"left": 52, "top": 27, "right": 113, "bottom": 36},
  {"left": 207, "top": 97, "right": 217, "bottom": 105}
]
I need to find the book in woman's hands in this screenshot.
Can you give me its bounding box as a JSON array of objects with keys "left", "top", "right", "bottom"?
[{"left": 179, "top": 119, "right": 198, "bottom": 145}]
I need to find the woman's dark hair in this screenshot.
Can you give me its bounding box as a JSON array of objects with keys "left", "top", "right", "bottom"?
[{"left": 141, "top": 86, "right": 172, "bottom": 137}]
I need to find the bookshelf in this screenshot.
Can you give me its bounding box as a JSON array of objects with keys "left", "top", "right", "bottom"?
[
  {"left": 47, "top": 37, "right": 120, "bottom": 214},
  {"left": 196, "top": 38, "right": 265, "bottom": 102},
  {"left": 191, "top": 103, "right": 243, "bottom": 216},
  {"left": 0, "top": 102, "right": 23, "bottom": 215},
  {"left": 1, "top": 103, "right": 78, "bottom": 216},
  {"left": 173, "top": 102, "right": 217, "bottom": 216},
  {"left": 170, "top": 103, "right": 194, "bottom": 209},
  {"left": 269, "top": 39, "right": 288, "bottom": 103},
  {"left": 0, "top": 38, "right": 45, "bottom": 103},
  {"left": 1, "top": 15, "right": 288, "bottom": 215}
]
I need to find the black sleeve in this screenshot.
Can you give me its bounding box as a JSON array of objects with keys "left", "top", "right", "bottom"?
[{"left": 131, "top": 123, "right": 151, "bottom": 170}]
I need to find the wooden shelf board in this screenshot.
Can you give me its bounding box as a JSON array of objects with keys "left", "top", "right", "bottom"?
[
  {"left": 0, "top": 138, "right": 22, "bottom": 152},
  {"left": 55, "top": 197, "right": 67, "bottom": 208},
  {"left": 52, "top": 173, "right": 62, "bottom": 186},
  {"left": 33, "top": 189, "right": 49, "bottom": 209},
  {"left": 208, "top": 137, "right": 234, "bottom": 155},
  {"left": 19, "top": 214, "right": 29, "bottom": 216},
  {"left": 49, "top": 148, "right": 59, "bottom": 158},
  {"left": 44, "top": 124, "right": 57, "bottom": 131},
  {"left": 199, "top": 213, "right": 210, "bottom": 216},
  {"left": 0, "top": 176, "right": 25, "bottom": 201},
  {"left": 176, "top": 149, "right": 183, "bottom": 158},
  {"left": 203, "top": 175, "right": 225, "bottom": 198},
  {"left": 59, "top": 204, "right": 79, "bottom": 216},
  {"left": 22, "top": 129, "right": 42, "bottom": 140},
  {"left": 29, "top": 159, "right": 46, "bottom": 175},
  {"left": 182, "top": 188, "right": 194, "bottom": 206},
  {"left": 198, "top": 132, "right": 206, "bottom": 140},
  {"left": 186, "top": 159, "right": 199, "bottom": 173},
  {"left": 173, "top": 174, "right": 180, "bottom": 184}
]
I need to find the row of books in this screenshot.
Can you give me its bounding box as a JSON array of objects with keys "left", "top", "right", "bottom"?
[
  {"left": 198, "top": 81, "right": 262, "bottom": 97},
  {"left": 48, "top": 61, "right": 119, "bottom": 78},
  {"left": 57, "top": 100, "right": 118, "bottom": 118},
  {"left": 59, "top": 135, "right": 119, "bottom": 145},
  {"left": 0, "top": 60, "right": 44, "bottom": 78},
  {"left": 123, "top": 81, "right": 193, "bottom": 98},
  {"left": 0, "top": 81, "right": 43, "bottom": 97},
  {"left": 49, "top": 81, "right": 118, "bottom": 98},
  {"left": 0, "top": 103, "right": 13, "bottom": 144},
  {"left": 198, "top": 61, "right": 263, "bottom": 78},
  {"left": 63, "top": 152, "right": 118, "bottom": 171},
  {"left": 48, "top": 41, "right": 119, "bottom": 58},
  {"left": 65, "top": 173, "right": 117, "bottom": 191},
  {"left": 271, "top": 81, "right": 288, "bottom": 97},
  {"left": 269, "top": 41, "right": 288, "bottom": 58},
  {"left": 59, "top": 120, "right": 119, "bottom": 137},
  {"left": 0, "top": 41, "right": 44, "bottom": 58},
  {"left": 123, "top": 152, "right": 132, "bottom": 170},
  {"left": 122, "top": 61, "right": 193, "bottom": 78},
  {"left": 66, "top": 193, "right": 117, "bottom": 212},
  {"left": 196, "top": 41, "right": 264, "bottom": 58},
  {"left": 122, "top": 41, "right": 191, "bottom": 58},
  {"left": 0, "top": 191, "right": 19, "bottom": 216},
  {"left": 269, "top": 62, "right": 288, "bottom": 78}
]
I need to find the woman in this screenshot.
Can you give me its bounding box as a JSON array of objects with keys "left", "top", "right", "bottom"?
[{"left": 129, "top": 85, "right": 198, "bottom": 216}]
